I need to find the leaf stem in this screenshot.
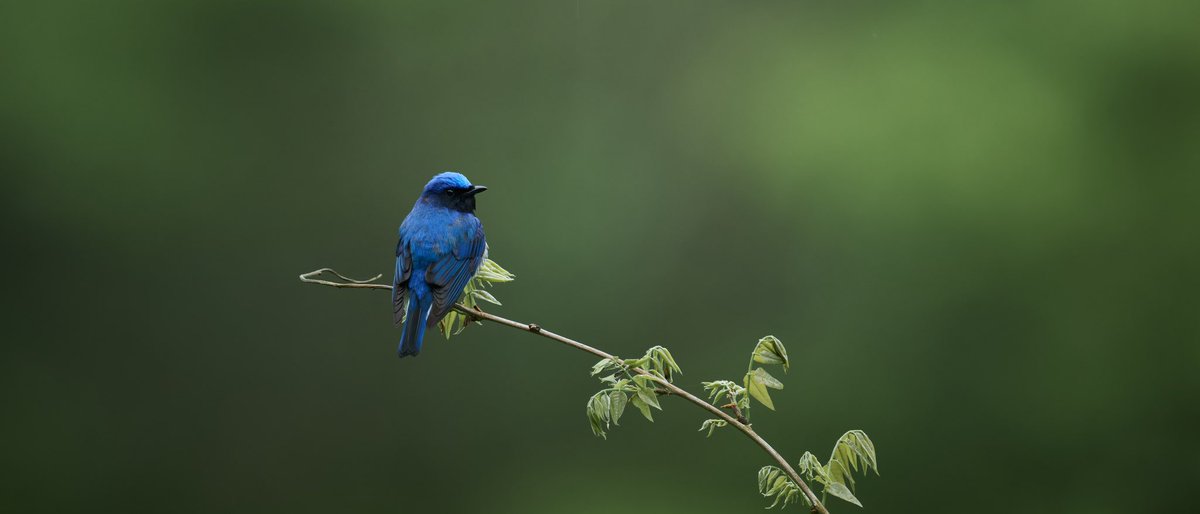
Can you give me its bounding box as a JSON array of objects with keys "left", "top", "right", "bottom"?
[
  {"left": 299, "top": 268, "right": 829, "bottom": 514},
  {"left": 744, "top": 351, "right": 756, "bottom": 421}
]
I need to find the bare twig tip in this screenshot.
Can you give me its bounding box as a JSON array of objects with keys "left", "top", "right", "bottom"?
[{"left": 299, "top": 268, "right": 392, "bottom": 290}]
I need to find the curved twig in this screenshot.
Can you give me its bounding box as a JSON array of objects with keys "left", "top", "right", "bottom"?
[
  {"left": 299, "top": 268, "right": 390, "bottom": 289},
  {"left": 299, "top": 268, "right": 829, "bottom": 514}
]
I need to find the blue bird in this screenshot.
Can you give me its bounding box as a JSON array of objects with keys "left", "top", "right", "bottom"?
[{"left": 393, "top": 172, "right": 488, "bottom": 357}]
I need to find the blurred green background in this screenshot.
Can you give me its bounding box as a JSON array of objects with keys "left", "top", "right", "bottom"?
[{"left": 3, "top": 1, "right": 1198, "bottom": 512}]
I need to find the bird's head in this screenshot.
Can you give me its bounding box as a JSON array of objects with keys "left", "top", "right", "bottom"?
[{"left": 422, "top": 171, "right": 487, "bottom": 213}]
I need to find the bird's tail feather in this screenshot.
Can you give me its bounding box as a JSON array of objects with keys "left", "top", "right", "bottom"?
[{"left": 398, "top": 295, "right": 432, "bottom": 358}]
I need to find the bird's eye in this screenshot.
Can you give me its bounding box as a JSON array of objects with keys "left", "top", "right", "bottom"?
[{"left": 445, "top": 189, "right": 456, "bottom": 195}]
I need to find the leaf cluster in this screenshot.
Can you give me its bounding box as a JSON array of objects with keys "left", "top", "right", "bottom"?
[
  {"left": 591, "top": 345, "right": 681, "bottom": 382},
  {"left": 700, "top": 380, "right": 746, "bottom": 409},
  {"left": 696, "top": 336, "right": 879, "bottom": 509},
  {"left": 585, "top": 346, "right": 682, "bottom": 439},
  {"left": 759, "top": 430, "right": 879, "bottom": 509},
  {"left": 815, "top": 430, "right": 879, "bottom": 507},
  {"left": 697, "top": 418, "right": 727, "bottom": 437},
  {"left": 744, "top": 336, "right": 789, "bottom": 413},
  {"left": 758, "top": 466, "right": 805, "bottom": 509},
  {"left": 696, "top": 336, "right": 787, "bottom": 436}
]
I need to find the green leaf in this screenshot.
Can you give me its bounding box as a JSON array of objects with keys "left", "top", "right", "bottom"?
[
  {"left": 829, "top": 458, "right": 855, "bottom": 490},
  {"left": 591, "top": 357, "right": 619, "bottom": 376},
  {"left": 770, "top": 488, "right": 797, "bottom": 509},
  {"left": 623, "top": 356, "right": 649, "bottom": 368},
  {"left": 751, "top": 335, "right": 790, "bottom": 372},
  {"left": 826, "top": 430, "right": 879, "bottom": 485},
  {"left": 585, "top": 393, "right": 607, "bottom": 439},
  {"left": 630, "top": 394, "right": 653, "bottom": 422},
  {"left": 745, "top": 370, "right": 776, "bottom": 410},
  {"left": 470, "top": 289, "right": 501, "bottom": 305},
  {"left": 661, "top": 350, "right": 681, "bottom": 375},
  {"left": 439, "top": 311, "right": 458, "bottom": 339},
  {"left": 757, "top": 466, "right": 784, "bottom": 495},
  {"left": 474, "top": 257, "right": 515, "bottom": 283},
  {"left": 709, "top": 389, "right": 727, "bottom": 404},
  {"left": 702, "top": 380, "right": 744, "bottom": 409},
  {"left": 608, "top": 391, "right": 627, "bottom": 425},
  {"left": 698, "top": 418, "right": 726, "bottom": 437},
  {"left": 636, "top": 383, "right": 661, "bottom": 410},
  {"left": 825, "top": 482, "right": 862, "bottom": 507},
  {"left": 819, "top": 430, "right": 880, "bottom": 507},
  {"left": 752, "top": 367, "right": 784, "bottom": 389},
  {"left": 757, "top": 466, "right": 805, "bottom": 509},
  {"left": 766, "top": 475, "right": 788, "bottom": 496},
  {"left": 702, "top": 381, "right": 720, "bottom": 401},
  {"left": 796, "top": 451, "right": 829, "bottom": 484},
  {"left": 646, "top": 345, "right": 682, "bottom": 380},
  {"left": 753, "top": 353, "right": 783, "bottom": 365}
]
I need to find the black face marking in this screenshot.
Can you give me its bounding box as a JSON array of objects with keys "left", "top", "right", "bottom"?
[{"left": 428, "top": 188, "right": 478, "bottom": 213}]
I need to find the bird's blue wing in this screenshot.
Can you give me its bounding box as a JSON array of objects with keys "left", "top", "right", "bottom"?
[
  {"left": 426, "top": 222, "right": 486, "bottom": 322},
  {"left": 392, "top": 238, "right": 412, "bottom": 326}
]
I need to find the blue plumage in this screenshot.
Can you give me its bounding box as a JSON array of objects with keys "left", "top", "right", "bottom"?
[{"left": 393, "top": 172, "right": 487, "bottom": 357}]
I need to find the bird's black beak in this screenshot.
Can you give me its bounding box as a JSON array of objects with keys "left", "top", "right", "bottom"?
[{"left": 465, "top": 185, "right": 488, "bottom": 196}]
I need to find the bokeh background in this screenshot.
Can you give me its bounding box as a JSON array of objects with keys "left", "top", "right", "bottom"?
[{"left": 3, "top": 1, "right": 1198, "bottom": 512}]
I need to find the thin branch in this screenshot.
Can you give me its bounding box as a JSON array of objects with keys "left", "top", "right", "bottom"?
[
  {"left": 299, "top": 268, "right": 829, "bottom": 514},
  {"left": 299, "top": 268, "right": 390, "bottom": 289}
]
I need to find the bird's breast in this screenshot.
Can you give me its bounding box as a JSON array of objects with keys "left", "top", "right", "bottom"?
[{"left": 400, "top": 208, "right": 480, "bottom": 267}]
